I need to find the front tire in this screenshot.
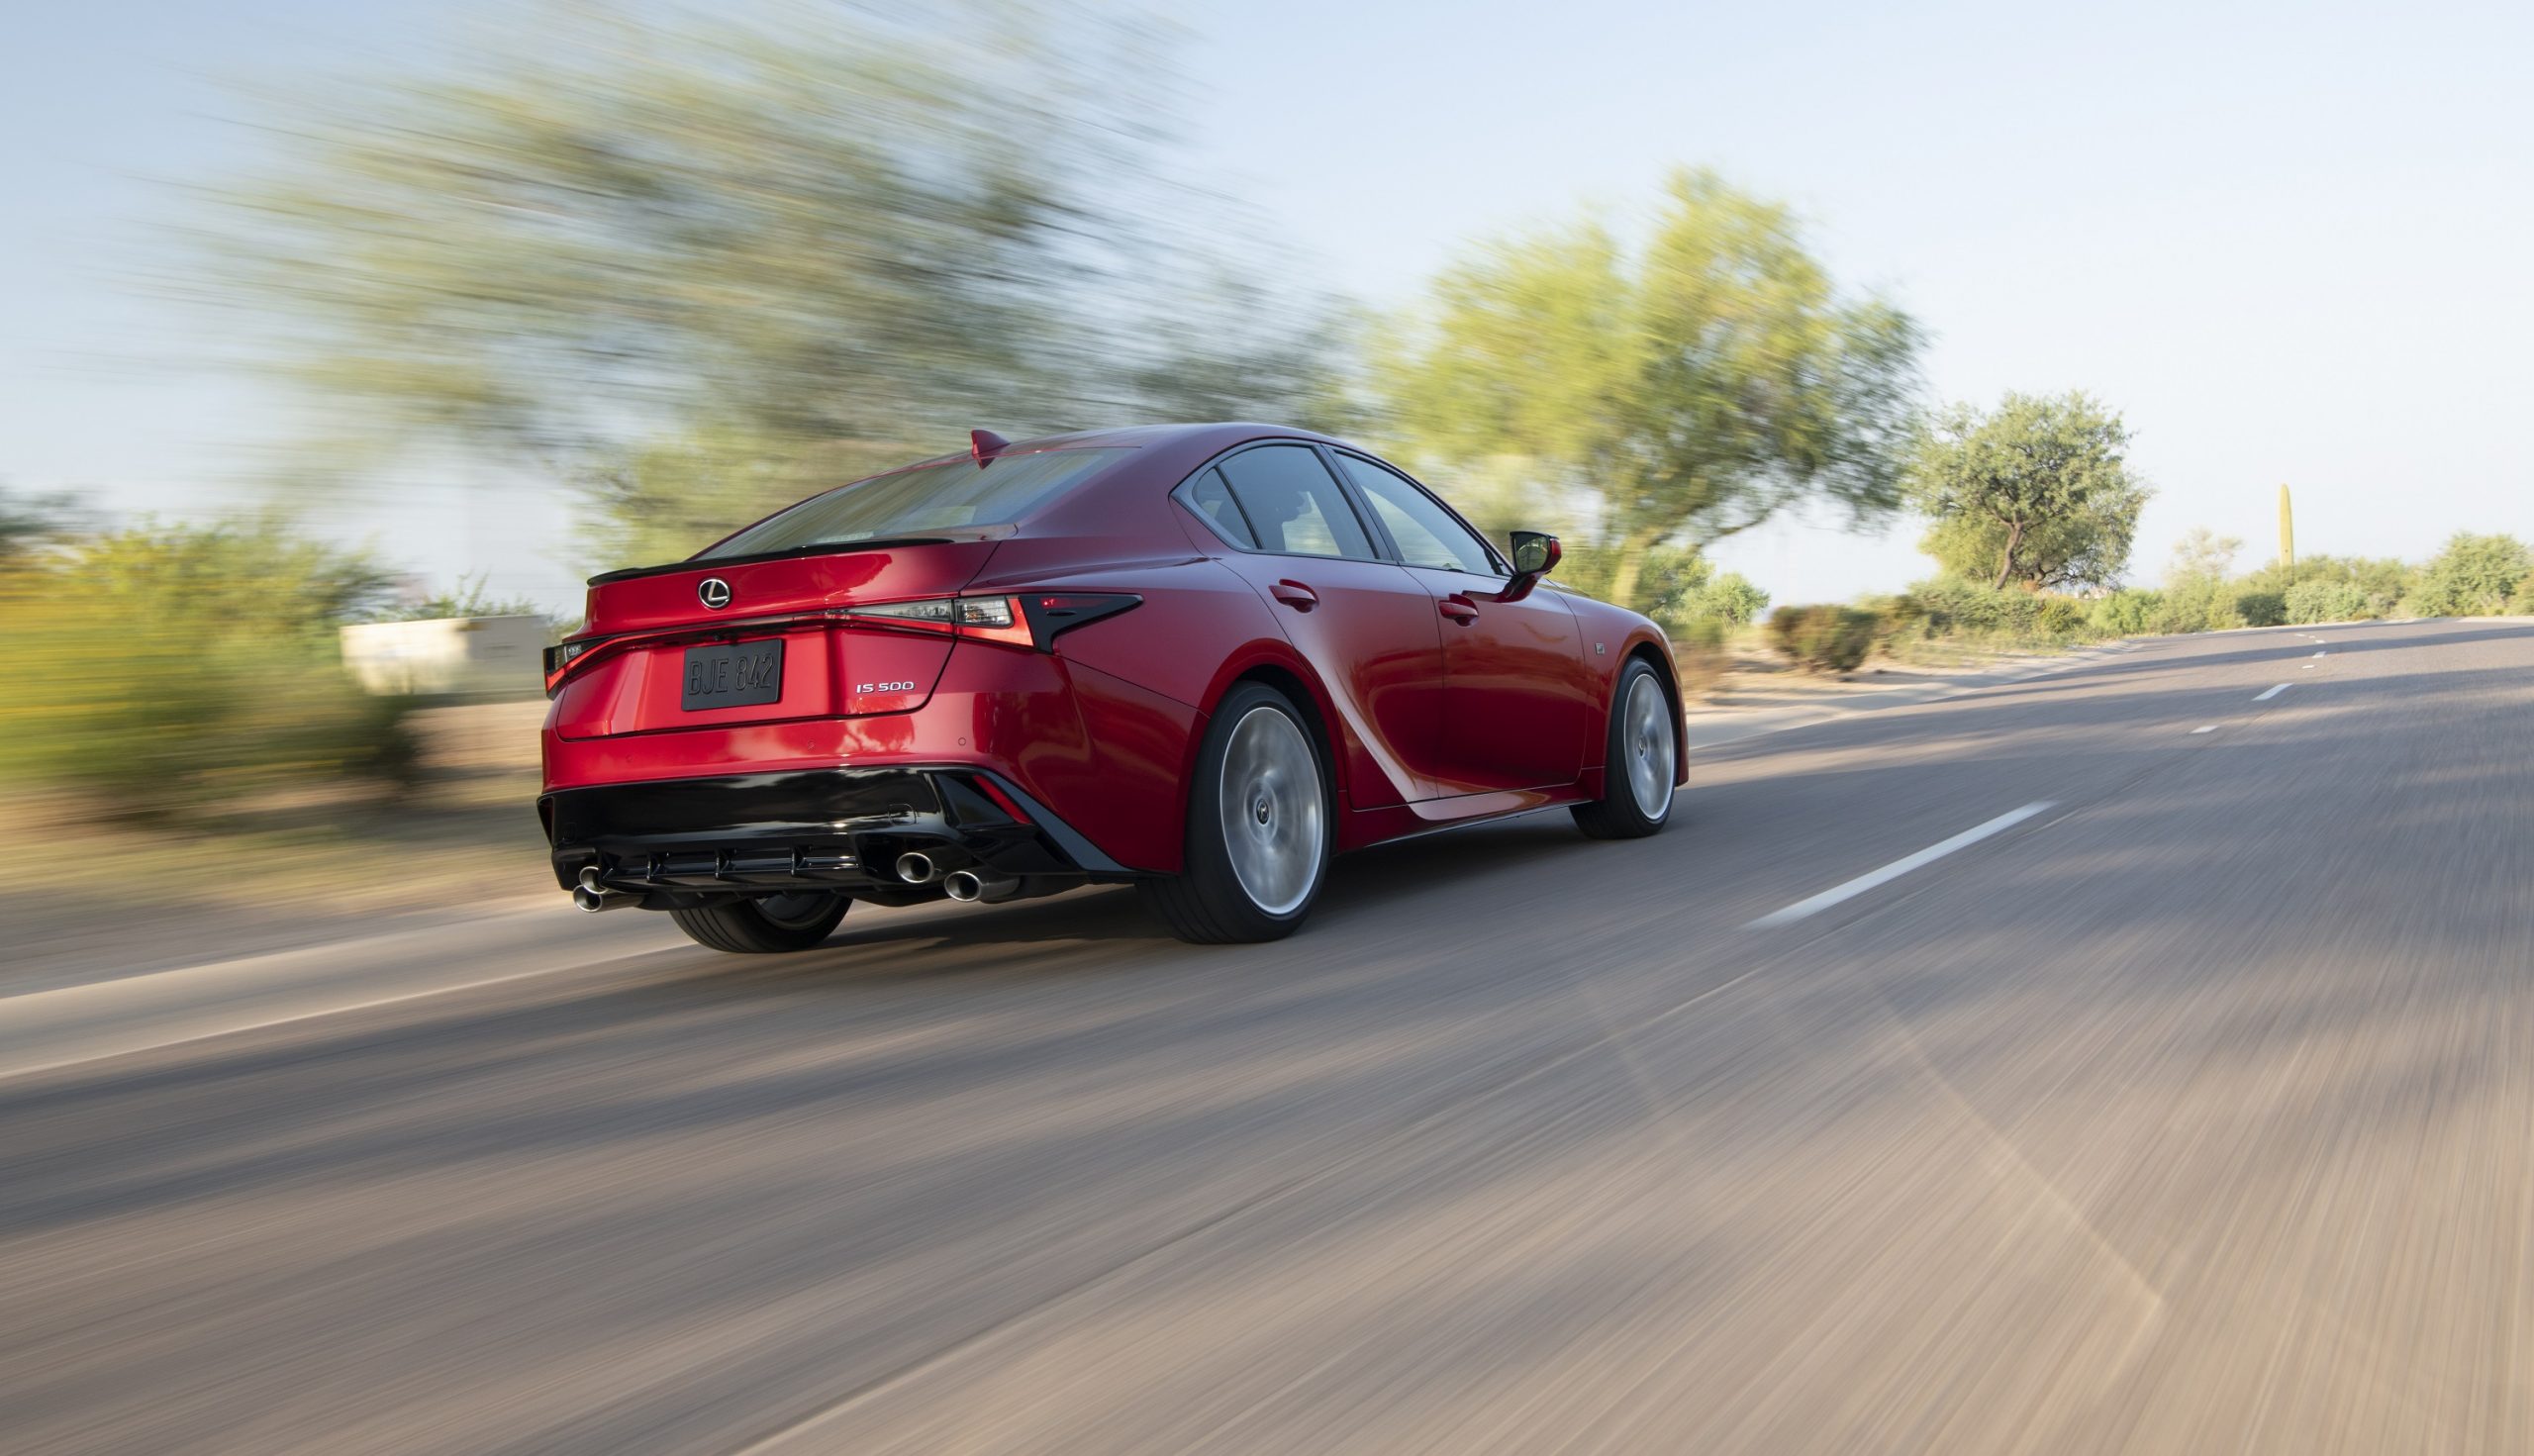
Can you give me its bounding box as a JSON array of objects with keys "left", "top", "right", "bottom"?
[
  {"left": 669, "top": 892, "right": 851, "bottom": 953},
  {"left": 1140, "top": 682, "right": 1332, "bottom": 944},
  {"left": 1573, "top": 658, "right": 1678, "bottom": 839}
]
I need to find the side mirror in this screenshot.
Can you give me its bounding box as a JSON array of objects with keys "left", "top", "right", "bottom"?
[{"left": 1500, "top": 532, "right": 1561, "bottom": 601}]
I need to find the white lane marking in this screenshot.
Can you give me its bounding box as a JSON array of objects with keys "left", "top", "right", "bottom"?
[
  {"left": 1746, "top": 802, "right": 2056, "bottom": 929},
  {"left": 2311, "top": 650, "right": 2325, "bottom": 657},
  {"left": 2254, "top": 684, "right": 2289, "bottom": 701},
  {"left": 2191, "top": 725, "right": 2216, "bottom": 733}
]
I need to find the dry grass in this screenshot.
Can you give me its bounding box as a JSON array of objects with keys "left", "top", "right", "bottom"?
[{"left": 1672, "top": 643, "right": 1730, "bottom": 703}]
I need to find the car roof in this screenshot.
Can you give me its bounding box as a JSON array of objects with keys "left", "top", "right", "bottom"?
[
  {"left": 959, "top": 422, "right": 1341, "bottom": 458},
  {"left": 860, "top": 423, "right": 1350, "bottom": 524},
  {"left": 683, "top": 424, "right": 1364, "bottom": 565}
]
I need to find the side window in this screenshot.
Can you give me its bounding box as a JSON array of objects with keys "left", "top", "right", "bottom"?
[
  {"left": 1336, "top": 455, "right": 1500, "bottom": 575},
  {"left": 1183, "top": 467, "right": 1257, "bottom": 549},
  {"left": 1216, "top": 445, "right": 1377, "bottom": 560}
]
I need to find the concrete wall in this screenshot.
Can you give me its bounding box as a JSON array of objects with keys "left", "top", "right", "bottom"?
[{"left": 340, "top": 615, "right": 549, "bottom": 700}]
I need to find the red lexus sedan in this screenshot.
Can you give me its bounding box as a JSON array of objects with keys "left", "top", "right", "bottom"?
[{"left": 539, "top": 424, "right": 1685, "bottom": 951}]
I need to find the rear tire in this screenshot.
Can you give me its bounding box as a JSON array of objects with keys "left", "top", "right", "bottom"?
[
  {"left": 1573, "top": 658, "right": 1678, "bottom": 840},
  {"left": 669, "top": 892, "right": 851, "bottom": 953},
  {"left": 1139, "top": 682, "right": 1332, "bottom": 944}
]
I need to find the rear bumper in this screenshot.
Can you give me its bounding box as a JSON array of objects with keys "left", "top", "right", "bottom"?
[
  {"left": 539, "top": 765, "right": 1131, "bottom": 900},
  {"left": 538, "top": 642, "right": 1202, "bottom": 874}
]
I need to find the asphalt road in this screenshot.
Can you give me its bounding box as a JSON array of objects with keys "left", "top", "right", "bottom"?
[{"left": 5, "top": 618, "right": 2531, "bottom": 1454}]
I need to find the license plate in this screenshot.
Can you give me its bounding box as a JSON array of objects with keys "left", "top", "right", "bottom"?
[{"left": 681, "top": 640, "right": 784, "bottom": 711}]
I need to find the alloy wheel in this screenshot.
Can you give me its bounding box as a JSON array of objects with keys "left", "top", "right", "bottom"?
[
  {"left": 1623, "top": 672, "right": 1676, "bottom": 821},
  {"left": 1218, "top": 705, "right": 1324, "bottom": 916}
]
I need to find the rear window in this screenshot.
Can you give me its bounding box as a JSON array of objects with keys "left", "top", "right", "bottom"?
[{"left": 698, "top": 447, "right": 1129, "bottom": 560}]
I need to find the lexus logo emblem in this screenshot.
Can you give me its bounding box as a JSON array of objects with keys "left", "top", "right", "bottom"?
[{"left": 698, "top": 578, "right": 732, "bottom": 610}]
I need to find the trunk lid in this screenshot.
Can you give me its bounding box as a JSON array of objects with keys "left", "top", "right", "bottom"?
[
  {"left": 580, "top": 534, "right": 1006, "bottom": 635},
  {"left": 553, "top": 537, "right": 1003, "bottom": 739}
]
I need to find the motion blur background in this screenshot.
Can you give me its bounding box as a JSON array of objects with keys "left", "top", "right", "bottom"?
[{"left": 1, "top": 0, "right": 2529, "bottom": 912}]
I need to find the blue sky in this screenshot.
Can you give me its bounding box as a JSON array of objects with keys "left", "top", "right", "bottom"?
[{"left": 7, "top": 0, "right": 2530, "bottom": 610}]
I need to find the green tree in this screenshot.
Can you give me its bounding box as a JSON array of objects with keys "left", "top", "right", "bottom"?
[
  {"left": 2409, "top": 533, "right": 2531, "bottom": 616},
  {"left": 1558, "top": 544, "right": 1770, "bottom": 645},
  {"left": 1685, "top": 569, "right": 1772, "bottom": 628},
  {"left": 180, "top": 3, "right": 1344, "bottom": 569},
  {"left": 1903, "top": 392, "right": 2148, "bottom": 590},
  {"left": 0, "top": 484, "right": 81, "bottom": 559},
  {"left": 2165, "top": 527, "right": 2243, "bottom": 585},
  {"left": 2153, "top": 528, "right": 2246, "bottom": 633},
  {"left": 1372, "top": 168, "right": 1921, "bottom": 614}
]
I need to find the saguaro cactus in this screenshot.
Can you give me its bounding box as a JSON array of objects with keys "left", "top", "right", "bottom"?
[{"left": 2278, "top": 483, "right": 2295, "bottom": 575}]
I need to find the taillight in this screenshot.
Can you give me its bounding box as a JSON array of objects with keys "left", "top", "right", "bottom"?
[
  {"left": 836, "top": 594, "right": 1138, "bottom": 652},
  {"left": 542, "top": 639, "right": 595, "bottom": 697},
  {"left": 948, "top": 597, "right": 1038, "bottom": 649},
  {"left": 538, "top": 594, "right": 1145, "bottom": 698}
]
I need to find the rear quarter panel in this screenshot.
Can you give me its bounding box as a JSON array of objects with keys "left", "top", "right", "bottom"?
[{"left": 982, "top": 537, "right": 1400, "bottom": 828}]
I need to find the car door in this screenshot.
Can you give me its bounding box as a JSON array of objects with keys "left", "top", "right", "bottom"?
[
  {"left": 1188, "top": 444, "right": 1445, "bottom": 808},
  {"left": 1331, "top": 450, "right": 1592, "bottom": 796}
]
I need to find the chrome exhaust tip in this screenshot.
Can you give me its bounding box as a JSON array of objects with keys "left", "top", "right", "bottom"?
[
  {"left": 895, "top": 851, "right": 937, "bottom": 885},
  {"left": 572, "top": 884, "right": 632, "bottom": 914},
  {"left": 577, "top": 865, "right": 605, "bottom": 893},
  {"left": 943, "top": 869, "right": 1021, "bottom": 904}
]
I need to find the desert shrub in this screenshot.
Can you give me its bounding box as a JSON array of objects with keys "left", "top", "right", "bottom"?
[
  {"left": 1667, "top": 615, "right": 1728, "bottom": 651},
  {"left": 0, "top": 521, "right": 417, "bottom": 815},
  {"left": 2150, "top": 577, "right": 2243, "bottom": 634},
  {"left": 1766, "top": 604, "right": 1880, "bottom": 673},
  {"left": 1558, "top": 543, "right": 1768, "bottom": 641},
  {"left": 2512, "top": 574, "right": 2534, "bottom": 615},
  {"left": 1990, "top": 590, "right": 2044, "bottom": 637},
  {"left": 1903, "top": 577, "right": 2045, "bottom": 638},
  {"left": 1639, "top": 550, "right": 1770, "bottom": 636},
  {"left": 2242, "top": 554, "right": 2409, "bottom": 614},
  {"left": 1862, "top": 593, "right": 1926, "bottom": 649},
  {"left": 2034, "top": 596, "right": 2088, "bottom": 637},
  {"left": 2284, "top": 578, "right": 2370, "bottom": 624},
  {"left": 2409, "top": 533, "right": 2531, "bottom": 616},
  {"left": 2089, "top": 588, "right": 2161, "bottom": 636},
  {"left": 2233, "top": 590, "right": 2288, "bottom": 628},
  {"left": 1890, "top": 578, "right": 2108, "bottom": 643},
  {"left": 1894, "top": 578, "right": 1968, "bottom": 634}
]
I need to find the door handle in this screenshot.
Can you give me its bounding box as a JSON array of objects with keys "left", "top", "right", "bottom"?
[
  {"left": 1270, "top": 580, "right": 1318, "bottom": 612},
  {"left": 1439, "top": 596, "right": 1480, "bottom": 625}
]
